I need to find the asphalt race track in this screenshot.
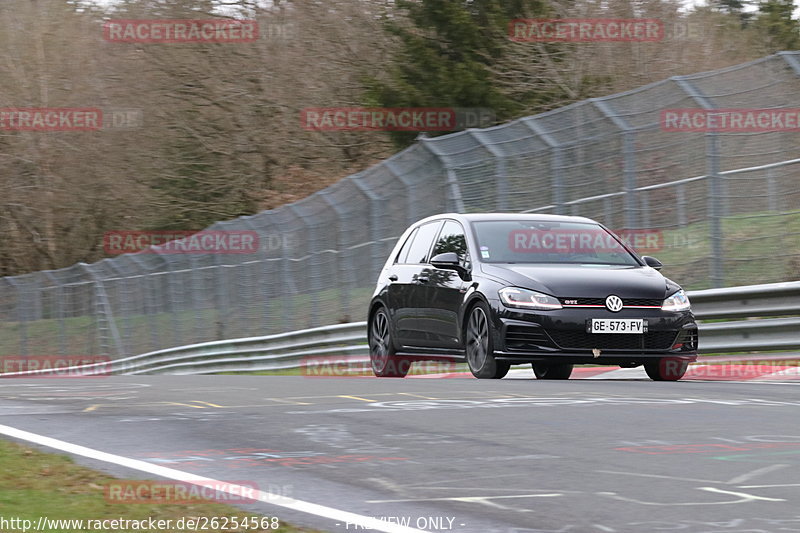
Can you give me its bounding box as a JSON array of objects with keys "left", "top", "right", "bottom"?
[{"left": 2, "top": 374, "right": 800, "bottom": 533}]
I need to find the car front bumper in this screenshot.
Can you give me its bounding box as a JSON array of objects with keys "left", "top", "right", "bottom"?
[{"left": 488, "top": 298, "right": 698, "bottom": 364}]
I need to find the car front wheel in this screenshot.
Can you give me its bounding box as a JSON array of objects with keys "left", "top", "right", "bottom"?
[
  {"left": 369, "top": 308, "right": 410, "bottom": 378},
  {"left": 465, "top": 302, "right": 509, "bottom": 379}
]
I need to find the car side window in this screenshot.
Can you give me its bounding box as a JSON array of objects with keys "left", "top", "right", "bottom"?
[
  {"left": 432, "top": 220, "right": 470, "bottom": 266},
  {"left": 403, "top": 221, "right": 442, "bottom": 264},
  {"left": 394, "top": 228, "right": 418, "bottom": 264}
]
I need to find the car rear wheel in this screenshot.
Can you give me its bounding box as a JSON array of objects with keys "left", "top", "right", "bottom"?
[
  {"left": 465, "top": 302, "right": 509, "bottom": 379},
  {"left": 532, "top": 362, "right": 573, "bottom": 380},
  {"left": 369, "top": 308, "right": 410, "bottom": 378},
  {"left": 644, "top": 357, "right": 688, "bottom": 381}
]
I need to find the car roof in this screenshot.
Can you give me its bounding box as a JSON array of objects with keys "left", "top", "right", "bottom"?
[{"left": 414, "top": 212, "right": 599, "bottom": 226}]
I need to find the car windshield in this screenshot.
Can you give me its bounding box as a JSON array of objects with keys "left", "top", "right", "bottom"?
[{"left": 472, "top": 220, "right": 640, "bottom": 266}]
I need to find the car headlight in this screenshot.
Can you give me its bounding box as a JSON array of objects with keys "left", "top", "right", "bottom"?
[
  {"left": 499, "top": 287, "right": 562, "bottom": 310},
  {"left": 662, "top": 289, "right": 691, "bottom": 311}
]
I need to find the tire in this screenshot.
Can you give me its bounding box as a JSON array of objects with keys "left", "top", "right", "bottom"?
[
  {"left": 644, "top": 357, "right": 688, "bottom": 381},
  {"left": 369, "top": 307, "right": 410, "bottom": 378},
  {"left": 464, "top": 301, "right": 509, "bottom": 379},
  {"left": 532, "top": 362, "right": 573, "bottom": 380}
]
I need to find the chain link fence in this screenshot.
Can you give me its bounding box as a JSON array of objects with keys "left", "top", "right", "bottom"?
[{"left": 2, "top": 51, "right": 800, "bottom": 359}]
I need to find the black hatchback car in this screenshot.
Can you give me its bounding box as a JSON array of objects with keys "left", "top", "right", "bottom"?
[{"left": 367, "top": 213, "right": 698, "bottom": 380}]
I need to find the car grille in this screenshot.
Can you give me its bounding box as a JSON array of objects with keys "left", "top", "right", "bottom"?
[
  {"left": 560, "top": 297, "right": 662, "bottom": 307},
  {"left": 505, "top": 325, "right": 556, "bottom": 351},
  {"left": 547, "top": 329, "right": 677, "bottom": 350}
]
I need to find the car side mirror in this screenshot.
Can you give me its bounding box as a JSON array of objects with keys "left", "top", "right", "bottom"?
[
  {"left": 431, "top": 252, "right": 471, "bottom": 281},
  {"left": 642, "top": 256, "right": 663, "bottom": 271},
  {"left": 431, "top": 252, "right": 459, "bottom": 269}
]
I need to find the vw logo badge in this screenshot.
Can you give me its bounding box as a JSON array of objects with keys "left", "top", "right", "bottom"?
[{"left": 605, "top": 295, "right": 623, "bottom": 312}]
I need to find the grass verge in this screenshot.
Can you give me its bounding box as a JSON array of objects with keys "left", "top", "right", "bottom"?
[{"left": 0, "top": 439, "right": 321, "bottom": 533}]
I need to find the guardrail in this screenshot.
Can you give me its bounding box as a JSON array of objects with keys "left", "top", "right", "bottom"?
[{"left": 3, "top": 281, "right": 799, "bottom": 377}]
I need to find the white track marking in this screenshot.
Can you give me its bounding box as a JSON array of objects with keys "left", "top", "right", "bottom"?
[
  {"left": 738, "top": 483, "right": 800, "bottom": 488},
  {"left": 596, "top": 487, "right": 785, "bottom": 506},
  {"left": 584, "top": 367, "right": 647, "bottom": 379},
  {"left": 698, "top": 487, "right": 785, "bottom": 502},
  {"left": 726, "top": 464, "right": 789, "bottom": 484},
  {"left": 596, "top": 470, "right": 724, "bottom": 484},
  {"left": 367, "top": 493, "right": 563, "bottom": 511},
  {"left": 0, "top": 424, "right": 427, "bottom": 533},
  {"left": 599, "top": 466, "right": 791, "bottom": 487}
]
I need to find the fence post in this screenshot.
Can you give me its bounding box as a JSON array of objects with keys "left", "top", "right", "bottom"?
[
  {"left": 383, "top": 159, "right": 420, "bottom": 225},
  {"left": 43, "top": 271, "right": 67, "bottom": 356},
  {"left": 80, "top": 262, "right": 124, "bottom": 358},
  {"left": 677, "top": 183, "right": 688, "bottom": 227},
  {"left": 707, "top": 133, "right": 725, "bottom": 288},
  {"left": 468, "top": 130, "right": 507, "bottom": 211},
  {"left": 290, "top": 205, "right": 321, "bottom": 328},
  {"left": 591, "top": 99, "right": 638, "bottom": 229},
  {"left": 523, "top": 117, "right": 567, "bottom": 215},
  {"left": 674, "top": 77, "right": 724, "bottom": 287},
  {"left": 767, "top": 167, "right": 778, "bottom": 212},
  {"left": 319, "top": 190, "right": 351, "bottom": 322},
  {"left": 126, "top": 254, "right": 160, "bottom": 351},
  {"left": 5, "top": 278, "right": 28, "bottom": 357},
  {"left": 351, "top": 172, "right": 386, "bottom": 282},
  {"left": 622, "top": 133, "right": 639, "bottom": 229},
  {"left": 418, "top": 139, "right": 465, "bottom": 213}
]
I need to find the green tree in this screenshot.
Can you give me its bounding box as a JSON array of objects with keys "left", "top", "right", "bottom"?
[
  {"left": 709, "top": 0, "right": 756, "bottom": 25},
  {"left": 368, "top": 0, "right": 547, "bottom": 147},
  {"left": 752, "top": 0, "right": 800, "bottom": 51}
]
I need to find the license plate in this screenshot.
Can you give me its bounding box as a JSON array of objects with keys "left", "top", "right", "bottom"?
[{"left": 589, "top": 318, "right": 645, "bottom": 334}]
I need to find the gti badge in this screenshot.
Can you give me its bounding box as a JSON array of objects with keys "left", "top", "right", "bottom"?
[{"left": 605, "top": 294, "right": 623, "bottom": 312}]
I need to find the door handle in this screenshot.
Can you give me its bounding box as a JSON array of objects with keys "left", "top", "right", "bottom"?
[
  {"left": 388, "top": 274, "right": 398, "bottom": 282},
  {"left": 416, "top": 276, "right": 429, "bottom": 284}
]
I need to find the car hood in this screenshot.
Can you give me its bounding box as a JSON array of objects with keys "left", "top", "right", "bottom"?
[{"left": 481, "top": 263, "right": 678, "bottom": 299}]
